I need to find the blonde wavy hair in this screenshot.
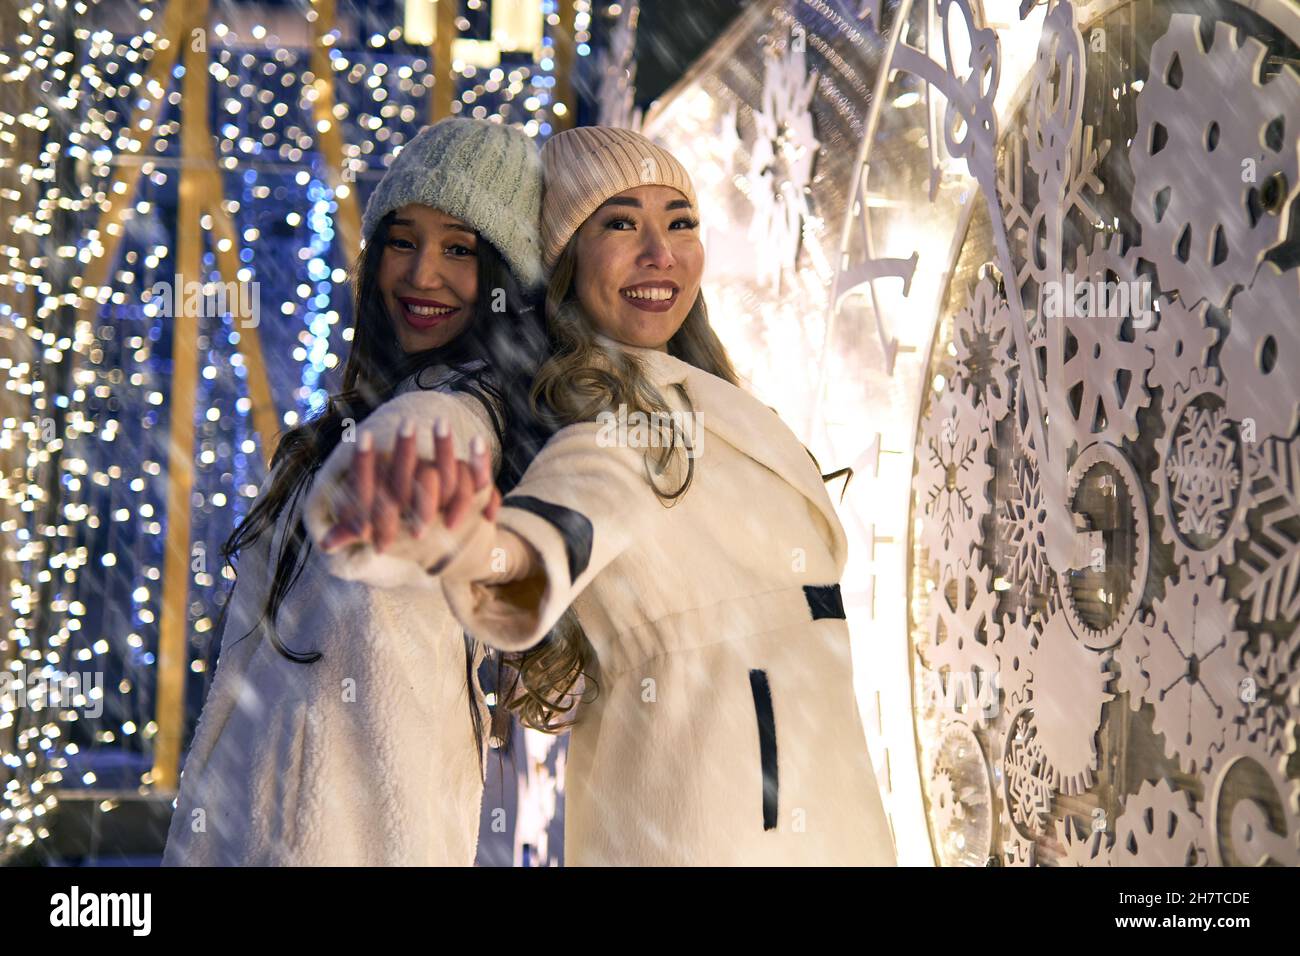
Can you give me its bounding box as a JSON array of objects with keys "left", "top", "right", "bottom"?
[{"left": 496, "top": 234, "right": 740, "bottom": 733}]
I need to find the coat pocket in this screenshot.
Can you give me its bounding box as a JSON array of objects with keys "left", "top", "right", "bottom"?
[
  {"left": 269, "top": 702, "right": 311, "bottom": 856},
  {"left": 748, "top": 669, "right": 779, "bottom": 831}
]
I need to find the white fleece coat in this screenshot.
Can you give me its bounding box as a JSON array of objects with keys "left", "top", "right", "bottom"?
[
  {"left": 416, "top": 337, "right": 895, "bottom": 865},
  {"left": 162, "top": 370, "right": 496, "bottom": 866}
]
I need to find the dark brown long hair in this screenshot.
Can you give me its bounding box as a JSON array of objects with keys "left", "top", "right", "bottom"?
[{"left": 209, "top": 210, "right": 552, "bottom": 772}]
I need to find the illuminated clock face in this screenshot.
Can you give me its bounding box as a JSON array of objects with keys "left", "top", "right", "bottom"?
[
  {"left": 837, "top": 0, "right": 1300, "bottom": 866},
  {"left": 639, "top": 0, "right": 1297, "bottom": 867}
]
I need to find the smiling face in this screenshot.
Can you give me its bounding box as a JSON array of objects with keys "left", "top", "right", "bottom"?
[
  {"left": 377, "top": 203, "right": 478, "bottom": 353},
  {"left": 571, "top": 184, "right": 703, "bottom": 351}
]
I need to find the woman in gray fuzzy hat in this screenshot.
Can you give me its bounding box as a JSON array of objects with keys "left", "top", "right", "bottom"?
[{"left": 162, "top": 118, "right": 553, "bottom": 866}]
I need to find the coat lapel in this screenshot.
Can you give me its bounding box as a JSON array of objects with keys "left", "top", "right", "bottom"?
[{"left": 596, "top": 334, "right": 847, "bottom": 566}]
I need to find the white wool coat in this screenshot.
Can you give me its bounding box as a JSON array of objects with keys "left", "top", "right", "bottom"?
[
  {"left": 162, "top": 371, "right": 496, "bottom": 866},
  {"left": 438, "top": 337, "right": 897, "bottom": 866}
]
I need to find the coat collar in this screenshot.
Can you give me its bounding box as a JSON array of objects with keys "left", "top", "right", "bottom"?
[{"left": 592, "top": 332, "right": 846, "bottom": 565}]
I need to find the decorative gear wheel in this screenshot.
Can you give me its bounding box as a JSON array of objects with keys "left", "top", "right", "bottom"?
[
  {"left": 1131, "top": 14, "right": 1300, "bottom": 311},
  {"left": 1140, "top": 569, "right": 1252, "bottom": 775},
  {"left": 1026, "top": 609, "right": 1114, "bottom": 795},
  {"left": 993, "top": 607, "right": 1039, "bottom": 711},
  {"left": 1112, "top": 608, "right": 1152, "bottom": 713},
  {"left": 1220, "top": 261, "right": 1300, "bottom": 442},
  {"left": 1047, "top": 232, "right": 1155, "bottom": 453},
  {"left": 953, "top": 275, "right": 1015, "bottom": 422},
  {"left": 1144, "top": 295, "right": 1219, "bottom": 413},
  {"left": 1208, "top": 726, "right": 1300, "bottom": 867},
  {"left": 1112, "top": 778, "right": 1206, "bottom": 866},
  {"left": 1061, "top": 441, "right": 1151, "bottom": 650},
  {"left": 1152, "top": 368, "right": 1249, "bottom": 578},
  {"left": 931, "top": 768, "right": 960, "bottom": 836},
  {"left": 928, "top": 721, "right": 995, "bottom": 867},
  {"left": 896, "top": 0, "right": 1300, "bottom": 871},
  {"left": 915, "top": 381, "right": 994, "bottom": 574},
  {"left": 1013, "top": 316, "right": 1048, "bottom": 465},
  {"left": 1022, "top": 0, "right": 1087, "bottom": 192}
]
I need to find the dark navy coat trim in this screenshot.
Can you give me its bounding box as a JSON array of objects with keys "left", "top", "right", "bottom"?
[
  {"left": 804, "top": 583, "right": 846, "bottom": 620},
  {"left": 749, "top": 669, "right": 779, "bottom": 831},
  {"left": 501, "top": 494, "right": 593, "bottom": 584}
]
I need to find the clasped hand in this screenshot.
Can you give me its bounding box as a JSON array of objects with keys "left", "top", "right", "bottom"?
[{"left": 317, "top": 416, "right": 501, "bottom": 577}]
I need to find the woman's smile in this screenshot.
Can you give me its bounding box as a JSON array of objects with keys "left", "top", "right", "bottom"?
[
  {"left": 620, "top": 280, "right": 680, "bottom": 313},
  {"left": 397, "top": 295, "right": 462, "bottom": 329}
]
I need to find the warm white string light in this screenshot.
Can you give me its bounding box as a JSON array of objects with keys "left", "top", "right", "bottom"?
[{"left": 0, "top": 0, "right": 574, "bottom": 861}]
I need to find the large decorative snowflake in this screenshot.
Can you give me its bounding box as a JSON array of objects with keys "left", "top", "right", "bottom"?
[
  {"left": 1000, "top": 797, "right": 1037, "bottom": 867},
  {"left": 881, "top": 0, "right": 1300, "bottom": 867},
  {"left": 1239, "top": 435, "right": 1300, "bottom": 628},
  {"left": 1165, "top": 404, "right": 1241, "bottom": 539},
  {"left": 1139, "top": 571, "right": 1251, "bottom": 775},
  {"left": 953, "top": 275, "right": 1014, "bottom": 422},
  {"left": 1153, "top": 370, "right": 1249, "bottom": 578},
  {"left": 1001, "top": 455, "right": 1051, "bottom": 606},
  {"left": 1239, "top": 630, "right": 1300, "bottom": 763},
  {"left": 1002, "top": 707, "right": 1053, "bottom": 838},
  {"left": 1055, "top": 814, "right": 1113, "bottom": 867},
  {"left": 916, "top": 382, "right": 994, "bottom": 573},
  {"left": 923, "top": 560, "right": 1002, "bottom": 728},
  {"left": 746, "top": 41, "right": 819, "bottom": 291}
]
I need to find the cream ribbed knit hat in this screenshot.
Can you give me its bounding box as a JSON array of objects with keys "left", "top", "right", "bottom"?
[
  {"left": 539, "top": 126, "right": 698, "bottom": 270},
  {"left": 362, "top": 118, "right": 543, "bottom": 289}
]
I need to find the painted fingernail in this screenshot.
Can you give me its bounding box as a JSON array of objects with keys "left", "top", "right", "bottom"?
[
  {"left": 435, "top": 416, "right": 450, "bottom": 438},
  {"left": 359, "top": 431, "right": 374, "bottom": 452},
  {"left": 399, "top": 418, "right": 415, "bottom": 438},
  {"left": 470, "top": 434, "right": 485, "bottom": 457}
]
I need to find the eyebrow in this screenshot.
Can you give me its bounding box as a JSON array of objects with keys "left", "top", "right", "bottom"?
[
  {"left": 390, "top": 217, "right": 477, "bottom": 236},
  {"left": 595, "top": 197, "right": 694, "bottom": 212}
]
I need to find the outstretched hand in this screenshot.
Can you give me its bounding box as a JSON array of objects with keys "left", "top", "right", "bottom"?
[{"left": 318, "top": 416, "right": 501, "bottom": 566}]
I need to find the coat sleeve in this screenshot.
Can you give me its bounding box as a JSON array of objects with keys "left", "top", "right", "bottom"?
[
  {"left": 441, "top": 421, "right": 663, "bottom": 651},
  {"left": 302, "top": 386, "right": 502, "bottom": 591}
]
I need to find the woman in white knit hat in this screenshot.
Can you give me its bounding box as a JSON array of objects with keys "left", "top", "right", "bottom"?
[
  {"left": 307, "top": 126, "right": 897, "bottom": 866},
  {"left": 162, "top": 117, "right": 550, "bottom": 866}
]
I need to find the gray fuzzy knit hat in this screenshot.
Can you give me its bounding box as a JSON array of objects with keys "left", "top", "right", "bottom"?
[{"left": 362, "top": 118, "right": 543, "bottom": 290}]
